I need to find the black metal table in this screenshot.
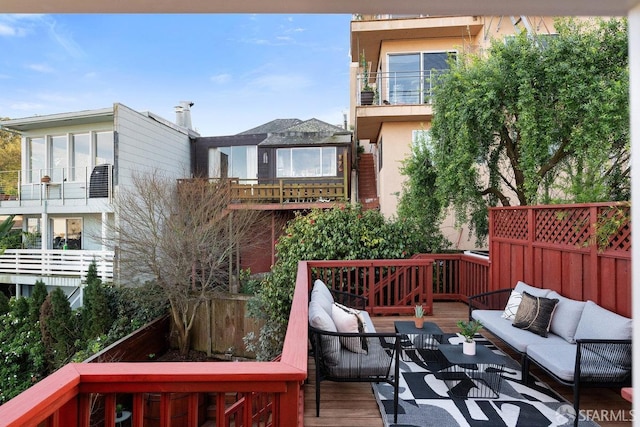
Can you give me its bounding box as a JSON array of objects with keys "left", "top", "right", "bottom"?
[
  {"left": 394, "top": 321, "right": 444, "bottom": 361},
  {"left": 437, "top": 343, "right": 507, "bottom": 398}
]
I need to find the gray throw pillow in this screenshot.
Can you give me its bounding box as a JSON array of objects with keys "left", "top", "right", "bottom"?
[{"left": 512, "top": 291, "right": 559, "bottom": 337}]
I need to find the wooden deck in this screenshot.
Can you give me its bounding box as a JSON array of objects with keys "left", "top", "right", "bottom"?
[{"left": 304, "top": 302, "right": 632, "bottom": 427}]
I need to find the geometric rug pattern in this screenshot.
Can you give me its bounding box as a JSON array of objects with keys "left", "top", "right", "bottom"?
[{"left": 372, "top": 335, "right": 599, "bottom": 427}]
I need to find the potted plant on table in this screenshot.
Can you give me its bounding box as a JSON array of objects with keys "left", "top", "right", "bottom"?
[
  {"left": 116, "top": 403, "right": 124, "bottom": 418},
  {"left": 414, "top": 304, "right": 425, "bottom": 328},
  {"left": 456, "top": 319, "right": 483, "bottom": 355}
]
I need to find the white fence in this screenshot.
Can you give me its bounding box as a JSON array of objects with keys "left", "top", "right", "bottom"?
[{"left": 0, "top": 249, "right": 114, "bottom": 281}]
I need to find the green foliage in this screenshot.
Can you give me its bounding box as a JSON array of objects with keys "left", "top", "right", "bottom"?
[
  {"left": 82, "top": 262, "right": 113, "bottom": 341},
  {"left": 397, "top": 132, "right": 451, "bottom": 251},
  {"left": 0, "top": 292, "right": 9, "bottom": 315},
  {"left": 104, "top": 283, "right": 169, "bottom": 340},
  {"left": 39, "top": 288, "right": 78, "bottom": 371},
  {"left": 28, "top": 280, "right": 48, "bottom": 324},
  {"left": 456, "top": 319, "right": 483, "bottom": 342},
  {"left": 429, "top": 18, "right": 629, "bottom": 243},
  {"left": 0, "top": 297, "right": 46, "bottom": 404},
  {"left": 0, "top": 125, "right": 20, "bottom": 197},
  {"left": 0, "top": 215, "right": 15, "bottom": 255},
  {"left": 247, "top": 205, "right": 422, "bottom": 360}
]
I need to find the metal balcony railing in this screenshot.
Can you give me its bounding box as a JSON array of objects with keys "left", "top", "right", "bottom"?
[
  {"left": 357, "top": 69, "right": 448, "bottom": 106},
  {"left": 0, "top": 165, "right": 113, "bottom": 204}
]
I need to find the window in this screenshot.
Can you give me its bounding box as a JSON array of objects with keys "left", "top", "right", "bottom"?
[
  {"left": 95, "top": 131, "right": 114, "bottom": 166},
  {"left": 28, "top": 137, "right": 45, "bottom": 183},
  {"left": 25, "top": 217, "right": 42, "bottom": 249},
  {"left": 52, "top": 218, "right": 82, "bottom": 250},
  {"left": 219, "top": 146, "right": 257, "bottom": 180},
  {"left": 49, "top": 135, "right": 67, "bottom": 182},
  {"left": 276, "top": 147, "right": 337, "bottom": 178},
  {"left": 388, "top": 51, "right": 456, "bottom": 104},
  {"left": 72, "top": 133, "right": 91, "bottom": 181}
]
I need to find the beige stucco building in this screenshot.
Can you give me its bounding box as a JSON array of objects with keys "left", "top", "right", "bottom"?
[{"left": 349, "top": 15, "right": 558, "bottom": 249}]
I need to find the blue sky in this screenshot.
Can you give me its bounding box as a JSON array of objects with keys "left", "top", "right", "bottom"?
[{"left": 0, "top": 14, "right": 352, "bottom": 135}]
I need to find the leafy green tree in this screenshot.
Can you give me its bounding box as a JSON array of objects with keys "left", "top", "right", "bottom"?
[
  {"left": 0, "top": 297, "right": 46, "bottom": 404},
  {"left": 0, "top": 292, "right": 9, "bottom": 315},
  {"left": 82, "top": 261, "right": 113, "bottom": 340},
  {"left": 40, "top": 288, "right": 78, "bottom": 370},
  {"left": 247, "top": 205, "right": 424, "bottom": 360},
  {"left": 397, "top": 132, "right": 450, "bottom": 251},
  {"left": 28, "top": 280, "right": 48, "bottom": 323},
  {"left": 425, "top": 17, "right": 628, "bottom": 243},
  {"left": 0, "top": 215, "right": 15, "bottom": 255}
]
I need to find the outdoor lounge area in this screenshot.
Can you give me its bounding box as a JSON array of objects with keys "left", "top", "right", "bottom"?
[
  {"left": 0, "top": 204, "right": 632, "bottom": 426},
  {"left": 305, "top": 302, "right": 633, "bottom": 427}
]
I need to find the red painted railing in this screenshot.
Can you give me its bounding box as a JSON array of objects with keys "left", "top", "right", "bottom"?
[
  {"left": 0, "top": 262, "right": 310, "bottom": 427},
  {"left": 0, "top": 257, "right": 490, "bottom": 426}
]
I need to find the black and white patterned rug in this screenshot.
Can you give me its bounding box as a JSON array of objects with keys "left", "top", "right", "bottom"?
[{"left": 373, "top": 336, "right": 599, "bottom": 427}]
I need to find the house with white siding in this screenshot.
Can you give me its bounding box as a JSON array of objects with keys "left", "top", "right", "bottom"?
[{"left": 0, "top": 102, "right": 197, "bottom": 305}]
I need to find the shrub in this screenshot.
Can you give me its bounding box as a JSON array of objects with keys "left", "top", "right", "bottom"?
[{"left": 247, "top": 205, "right": 425, "bottom": 360}]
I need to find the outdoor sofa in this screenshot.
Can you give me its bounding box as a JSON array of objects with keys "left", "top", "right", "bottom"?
[
  {"left": 308, "top": 279, "right": 400, "bottom": 423},
  {"left": 469, "top": 281, "right": 632, "bottom": 423}
]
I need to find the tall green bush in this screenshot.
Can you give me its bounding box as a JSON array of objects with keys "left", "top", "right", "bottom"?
[
  {"left": 0, "top": 297, "right": 46, "bottom": 404},
  {"left": 40, "top": 288, "right": 78, "bottom": 371},
  {"left": 246, "top": 205, "right": 426, "bottom": 360},
  {"left": 82, "top": 261, "right": 113, "bottom": 340}
]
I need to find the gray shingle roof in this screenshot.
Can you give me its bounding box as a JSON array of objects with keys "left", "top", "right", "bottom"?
[{"left": 236, "top": 118, "right": 303, "bottom": 135}]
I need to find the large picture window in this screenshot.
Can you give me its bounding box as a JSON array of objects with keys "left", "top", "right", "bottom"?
[
  {"left": 388, "top": 51, "right": 456, "bottom": 104},
  {"left": 276, "top": 147, "right": 336, "bottom": 178},
  {"left": 219, "top": 145, "right": 257, "bottom": 180}
]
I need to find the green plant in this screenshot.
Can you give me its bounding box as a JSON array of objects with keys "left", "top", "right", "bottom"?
[
  {"left": 591, "top": 205, "right": 630, "bottom": 252},
  {"left": 359, "top": 50, "right": 373, "bottom": 91},
  {"left": 456, "top": 319, "right": 483, "bottom": 342},
  {"left": 414, "top": 304, "right": 424, "bottom": 318},
  {"left": 247, "top": 205, "right": 422, "bottom": 360}
]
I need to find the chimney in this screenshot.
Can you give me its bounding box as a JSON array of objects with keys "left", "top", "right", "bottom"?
[{"left": 175, "top": 101, "right": 194, "bottom": 129}]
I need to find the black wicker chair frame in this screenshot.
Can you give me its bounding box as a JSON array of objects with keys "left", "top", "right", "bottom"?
[{"left": 309, "top": 289, "right": 401, "bottom": 423}]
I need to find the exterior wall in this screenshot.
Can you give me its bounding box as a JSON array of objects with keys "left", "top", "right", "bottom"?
[{"left": 115, "top": 103, "right": 193, "bottom": 187}]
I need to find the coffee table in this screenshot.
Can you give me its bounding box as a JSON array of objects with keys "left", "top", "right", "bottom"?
[
  {"left": 437, "top": 343, "right": 507, "bottom": 398},
  {"left": 394, "top": 321, "right": 443, "bottom": 361}
]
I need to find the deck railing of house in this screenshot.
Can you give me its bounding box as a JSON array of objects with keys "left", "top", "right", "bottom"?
[
  {"left": 0, "top": 165, "right": 113, "bottom": 205},
  {"left": 357, "top": 70, "right": 447, "bottom": 106},
  {"left": 0, "top": 255, "right": 491, "bottom": 426},
  {"left": 0, "top": 249, "right": 115, "bottom": 281},
  {"left": 0, "top": 261, "right": 310, "bottom": 427},
  {"left": 228, "top": 177, "right": 347, "bottom": 204}
]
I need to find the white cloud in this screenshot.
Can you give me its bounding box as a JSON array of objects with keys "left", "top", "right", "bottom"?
[
  {"left": 10, "top": 102, "right": 44, "bottom": 111},
  {"left": 248, "top": 73, "right": 312, "bottom": 92},
  {"left": 210, "top": 73, "right": 231, "bottom": 84},
  {"left": 0, "top": 23, "right": 17, "bottom": 36},
  {"left": 27, "top": 63, "right": 54, "bottom": 73}
]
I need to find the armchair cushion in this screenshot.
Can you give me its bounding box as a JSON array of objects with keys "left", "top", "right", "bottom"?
[
  {"left": 311, "top": 279, "right": 334, "bottom": 316},
  {"left": 575, "top": 301, "right": 632, "bottom": 341}
]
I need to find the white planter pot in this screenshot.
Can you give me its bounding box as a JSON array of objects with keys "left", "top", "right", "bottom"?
[{"left": 463, "top": 340, "right": 476, "bottom": 356}]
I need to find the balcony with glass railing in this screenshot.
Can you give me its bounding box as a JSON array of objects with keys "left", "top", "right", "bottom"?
[
  {"left": 0, "top": 165, "right": 113, "bottom": 207},
  {"left": 357, "top": 70, "right": 447, "bottom": 107}
]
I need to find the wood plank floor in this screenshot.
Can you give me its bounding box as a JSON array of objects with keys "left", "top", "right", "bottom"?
[{"left": 304, "top": 302, "right": 632, "bottom": 427}]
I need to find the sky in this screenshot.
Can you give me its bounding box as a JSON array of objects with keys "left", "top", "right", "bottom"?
[{"left": 0, "top": 14, "right": 352, "bottom": 136}]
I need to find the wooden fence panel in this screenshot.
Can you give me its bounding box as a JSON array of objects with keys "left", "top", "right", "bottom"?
[{"left": 489, "top": 202, "right": 631, "bottom": 317}]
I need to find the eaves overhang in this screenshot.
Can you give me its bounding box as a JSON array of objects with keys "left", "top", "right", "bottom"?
[{"left": 0, "top": 108, "right": 114, "bottom": 133}]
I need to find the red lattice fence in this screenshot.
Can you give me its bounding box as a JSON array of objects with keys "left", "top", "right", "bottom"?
[{"left": 489, "top": 202, "right": 631, "bottom": 317}]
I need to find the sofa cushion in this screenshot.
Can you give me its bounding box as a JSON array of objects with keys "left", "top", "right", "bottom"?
[
  {"left": 501, "top": 290, "right": 523, "bottom": 320},
  {"left": 574, "top": 301, "right": 632, "bottom": 341},
  {"left": 327, "top": 337, "right": 392, "bottom": 379},
  {"left": 332, "top": 303, "right": 368, "bottom": 353},
  {"left": 546, "top": 291, "right": 586, "bottom": 343},
  {"left": 472, "top": 310, "right": 567, "bottom": 353},
  {"left": 512, "top": 291, "right": 559, "bottom": 337},
  {"left": 527, "top": 344, "right": 631, "bottom": 383},
  {"left": 514, "top": 280, "right": 550, "bottom": 298},
  {"left": 311, "top": 279, "right": 334, "bottom": 316}
]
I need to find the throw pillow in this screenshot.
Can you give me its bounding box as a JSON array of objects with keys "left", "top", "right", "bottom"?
[
  {"left": 514, "top": 281, "right": 550, "bottom": 298},
  {"left": 501, "top": 290, "right": 523, "bottom": 320},
  {"left": 331, "top": 303, "right": 368, "bottom": 354},
  {"left": 512, "top": 291, "right": 559, "bottom": 337}
]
